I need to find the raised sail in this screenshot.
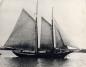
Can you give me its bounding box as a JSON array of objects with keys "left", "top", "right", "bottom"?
[
  {"left": 54, "top": 23, "right": 67, "bottom": 49},
  {"left": 4, "top": 9, "right": 37, "bottom": 51},
  {"left": 40, "top": 17, "right": 53, "bottom": 50}
]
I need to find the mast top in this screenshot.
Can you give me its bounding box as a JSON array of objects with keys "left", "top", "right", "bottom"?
[
  {"left": 36, "top": 0, "right": 38, "bottom": 18},
  {"left": 52, "top": 7, "right": 54, "bottom": 21}
]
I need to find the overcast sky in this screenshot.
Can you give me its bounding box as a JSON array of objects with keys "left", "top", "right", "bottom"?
[{"left": 0, "top": 0, "right": 86, "bottom": 49}]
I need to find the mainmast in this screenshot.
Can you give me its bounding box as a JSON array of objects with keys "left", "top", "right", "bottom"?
[
  {"left": 52, "top": 8, "right": 56, "bottom": 50},
  {"left": 35, "top": 0, "right": 38, "bottom": 53}
]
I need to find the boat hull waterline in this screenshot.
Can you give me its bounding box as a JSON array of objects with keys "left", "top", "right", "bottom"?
[{"left": 13, "top": 50, "right": 73, "bottom": 58}]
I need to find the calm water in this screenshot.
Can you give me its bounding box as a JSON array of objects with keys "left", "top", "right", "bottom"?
[{"left": 0, "top": 50, "right": 86, "bottom": 67}]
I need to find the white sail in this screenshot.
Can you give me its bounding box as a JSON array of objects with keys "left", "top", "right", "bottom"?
[
  {"left": 55, "top": 28, "right": 63, "bottom": 48},
  {"left": 54, "top": 24, "right": 67, "bottom": 49},
  {"left": 4, "top": 9, "right": 37, "bottom": 51},
  {"left": 40, "top": 17, "right": 53, "bottom": 50}
]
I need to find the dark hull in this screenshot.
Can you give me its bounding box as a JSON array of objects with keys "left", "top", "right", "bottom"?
[{"left": 13, "top": 50, "right": 73, "bottom": 58}]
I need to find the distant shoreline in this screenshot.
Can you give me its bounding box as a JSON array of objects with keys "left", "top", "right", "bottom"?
[{"left": 79, "top": 49, "right": 86, "bottom": 53}]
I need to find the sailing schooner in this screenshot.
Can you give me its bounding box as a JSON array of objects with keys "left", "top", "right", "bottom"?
[
  {"left": 0, "top": 0, "right": 74, "bottom": 58},
  {"left": 1, "top": 8, "right": 73, "bottom": 58}
]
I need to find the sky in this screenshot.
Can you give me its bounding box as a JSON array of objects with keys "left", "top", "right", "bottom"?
[{"left": 0, "top": 0, "right": 86, "bottom": 49}]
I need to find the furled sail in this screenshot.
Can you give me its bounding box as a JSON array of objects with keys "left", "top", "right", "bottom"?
[
  {"left": 40, "top": 17, "right": 53, "bottom": 50},
  {"left": 4, "top": 9, "right": 37, "bottom": 51},
  {"left": 54, "top": 24, "right": 68, "bottom": 49}
]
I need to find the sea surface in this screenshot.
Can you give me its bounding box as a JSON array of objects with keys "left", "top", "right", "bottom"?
[{"left": 0, "top": 50, "right": 86, "bottom": 67}]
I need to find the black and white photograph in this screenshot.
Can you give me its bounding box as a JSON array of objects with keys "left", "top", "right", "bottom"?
[{"left": 0, "top": 0, "right": 86, "bottom": 67}]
